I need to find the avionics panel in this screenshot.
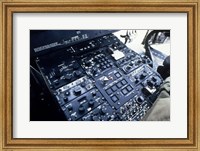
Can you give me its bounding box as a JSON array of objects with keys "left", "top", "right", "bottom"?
[{"left": 32, "top": 30, "right": 164, "bottom": 121}]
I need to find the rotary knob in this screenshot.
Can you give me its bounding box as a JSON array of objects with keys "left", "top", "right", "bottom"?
[
  {"left": 74, "top": 86, "right": 82, "bottom": 95},
  {"left": 81, "top": 82, "right": 86, "bottom": 87},
  {"left": 92, "top": 115, "right": 99, "bottom": 121},
  {"left": 142, "top": 59, "right": 146, "bottom": 63},
  {"left": 54, "top": 68, "right": 61, "bottom": 78},
  {"left": 91, "top": 91, "right": 96, "bottom": 96},
  {"left": 125, "top": 66, "right": 131, "bottom": 71},
  {"left": 92, "top": 68, "right": 97, "bottom": 75},
  {"left": 142, "top": 87, "right": 151, "bottom": 96},
  {"left": 54, "top": 80, "right": 59, "bottom": 85},
  {"left": 134, "top": 78, "right": 139, "bottom": 84},
  {"left": 137, "top": 96, "right": 144, "bottom": 104},
  {"left": 82, "top": 116, "right": 91, "bottom": 121},
  {"left": 63, "top": 97, "right": 68, "bottom": 102},
  {"left": 65, "top": 74, "right": 72, "bottom": 80},
  {"left": 127, "top": 55, "right": 131, "bottom": 59},
  {"left": 129, "top": 62, "right": 134, "bottom": 66},
  {"left": 136, "top": 59, "right": 142, "bottom": 65},
  {"left": 147, "top": 81, "right": 154, "bottom": 88},
  {"left": 65, "top": 91, "right": 70, "bottom": 96},
  {"left": 152, "top": 77, "right": 157, "bottom": 82},
  {"left": 74, "top": 70, "right": 81, "bottom": 77},
  {"left": 101, "top": 116, "right": 108, "bottom": 121},
  {"left": 101, "top": 107, "right": 107, "bottom": 115},
  {"left": 101, "top": 76, "right": 110, "bottom": 85},
  {"left": 88, "top": 99, "right": 95, "bottom": 107},
  {"left": 140, "top": 73, "right": 147, "bottom": 79},
  {"left": 101, "top": 66, "right": 106, "bottom": 70},
  {"left": 67, "top": 104, "right": 73, "bottom": 111},
  {"left": 93, "top": 108, "right": 100, "bottom": 115},
  {"left": 78, "top": 105, "right": 85, "bottom": 113},
  {"left": 73, "top": 62, "right": 79, "bottom": 70},
  {"left": 85, "top": 61, "right": 91, "bottom": 67}
]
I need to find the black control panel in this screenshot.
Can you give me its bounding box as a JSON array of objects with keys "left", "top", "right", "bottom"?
[{"left": 35, "top": 31, "right": 163, "bottom": 121}]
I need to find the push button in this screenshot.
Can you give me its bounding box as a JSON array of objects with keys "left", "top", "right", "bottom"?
[
  {"left": 115, "top": 72, "right": 121, "bottom": 78},
  {"left": 106, "top": 64, "right": 110, "bottom": 68},
  {"left": 126, "top": 85, "right": 133, "bottom": 92},
  {"left": 111, "top": 85, "right": 118, "bottom": 91},
  {"left": 137, "top": 96, "right": 144, "bottom": 103},
  {"left": 111, "top": 95, "right": 118, "bottom": 102},
  {"left": 116, "top": 82, "right": 123, "bottom": 88},
  {"left": 122, "top": 88, "right": 128, "bottom": 95},
  {"left": 106, "top": 88, "right": 113, "bottom": 95},
  {"left": 152, "top": 77, "right": 157, "bottom": 82},
  {"left": 121, "top": 79, "right": 127, "bottom": 85}
]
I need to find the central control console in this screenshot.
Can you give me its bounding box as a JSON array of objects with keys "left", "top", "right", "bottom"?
[{"left": 35, "top": 31, "right": 163, "bottom": 121}]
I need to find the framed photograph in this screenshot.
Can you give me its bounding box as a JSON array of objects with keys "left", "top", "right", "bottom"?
[{"left": 0, "top": 0, "right": 199, "bottom": 150}]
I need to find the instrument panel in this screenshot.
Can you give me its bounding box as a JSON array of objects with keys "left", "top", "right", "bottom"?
[{"left": 35, "top": 32, "right": 163, "bottom": 121}]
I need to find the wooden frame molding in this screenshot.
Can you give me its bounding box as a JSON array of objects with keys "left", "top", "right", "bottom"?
[{"left": 0, "top": 0, "right": 199, "bottom": 150}]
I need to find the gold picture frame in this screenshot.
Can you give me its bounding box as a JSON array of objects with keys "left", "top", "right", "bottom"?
[{"left": 0, "top": 0, "right": 199, "bottom": 150}]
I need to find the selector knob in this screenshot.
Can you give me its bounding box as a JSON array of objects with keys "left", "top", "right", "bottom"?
[
  {"left": 140, "top": 73, "right": 147, "bottom": 79},
  {"left": 134, "top": 78, "right": 139, "bottom": 83},
  {"left": 101, "top": 76, "right": 110, "bottom": 85},
  {"left": 92, "top": 67, "right": 97, "bottom": 75},
  {"left": 101, "top": 116, "right": 108, "bottom": 121},
  {"left": 137, "top": 96, "right": 144, "bottom": 104},
  {"left": 74, "top": 86, "right": 82, "bottom": 95},
  {"left": 127, "top": 55, "right": 131, "bottom": 59},
  {"left": 85, "top": 61, "right": 91, "bottom": 67},
  {"left": 147, "top": 81, "right": 154, "bottom": 88},
  {"left": 65, "top": 74, "right": 72, "bottom": 80},
  {"left": 54, "top": 69, "right": 61, "bottom": 78},
  {"left": 142, "top": 59, "right": 146, "bottom": 63},
  {"left": 91, "top": 91, "right": 96, "bottom": 96},
  {"left": 82, "top": 116, "right": 91, "bottom": 121},
  {"left": 129, "top": 62, "right": 133, "bottom": 66},
  {"left": 88, "top": 99, "right": 95, "bottom": 107},
  {"left": 54, "top": 80, "right": 59, "bottom": 85},
  {"left": 101, "top": 107, "right": 107, "bottom": 115},
  {"left": 135, "top": 75, "right": 139, "bottom": 79},
  {"left": 101, "top": 66, "right": 106, "bottom": 70},
  {"left": 154, "top": 82, "right": 160, "bottom": 87},
  {"left": 81, "top": 82, "right": 86, "bottom": 87},
  {"left": 142, "top": 88, "right": 151, "bottom": 96},
  {"left": 63, "top": 97, "right": 68, "bottom": 102},
  {"left": 74, "top": 70, "right": 81, "bottom": 77},
  {"left": 93, "top": 108, "right": 100, "bottom": 115},
  {"left": 125, "top": 66, "right": 131, "bottom": 71},
  {"left": 73, "top": 62, "right": 79, "bottom": 69},
  {"left": 92, "top": 115, "right": 99, "bottom": 121},
  {"left": 67, "top": 104, "right": 73, "bottom": 111},
  {"left": 65, "top": 91, "right": 70, "bottom": 96},
  {"left": 78, "top": 105, "right": 85, "bottom": 113},
  {"left": 147, "top": 60, "right": 151, "bottom": 64},
  {"left": 137, "top": 60, "right": 142, "bottom": 64},
  {"left": 152, "top": 77, "right": 157, "bottom": 82}
]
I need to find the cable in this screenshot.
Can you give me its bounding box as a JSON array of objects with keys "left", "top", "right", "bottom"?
[{"left": 30, "top": 65, "right": 41, "bottom": 75}]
